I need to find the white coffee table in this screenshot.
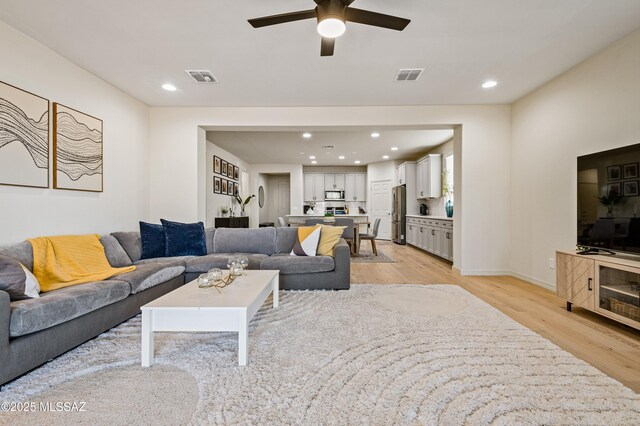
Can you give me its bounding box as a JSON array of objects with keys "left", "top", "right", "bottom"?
[{"left": 141, "top": 270, "right": 279, "bottom": 367}]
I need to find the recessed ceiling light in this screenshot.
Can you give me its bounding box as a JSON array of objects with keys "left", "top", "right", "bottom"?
[
  {"left": 338, "top": 155, "right": 345, "bottom": 160},
  {"left": 391, "top": 147, "right": 398, "bottom": 151},
  {"left": 482, "top": 80, "right": 498, "bottom": 89},
  {"left": 311, "top": 160, "right": 317, "bottom": 164},
  {"left": 303, "top": 132, "right": 312, "bottom": 139},
  {"left": 382, "top": 155, "right": 389, "bottom": 159},
  {"left": 371, "top": 132, "right": 380, "bottom": 138},
  {"left": 309, "top": 155, "right": 316, "bottom": 160},
  {"left": 354, "top": 160, "right": 361, "bottom": 164},
  {"left": 162, "top": 83, "right": 176, "bottom": 91}
]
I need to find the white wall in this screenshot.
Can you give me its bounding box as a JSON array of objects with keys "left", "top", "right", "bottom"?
[
  {"left": 148, "top": 106, "right": 512, "bottom": 273},
  {"left": 248, "top": 164, "right": 303, "bottom": 228},
  {"left": 258, "top": 174, "right": 271, "bottom": 224},
  {"left": 0, "top": 21, "right": 150, "bottom": 244},
  {"left": 510, "top": 29, "right": 640, "bottom": 289},
  {"left": 204, "top": 138, "right": 251, "bottom": 226}
]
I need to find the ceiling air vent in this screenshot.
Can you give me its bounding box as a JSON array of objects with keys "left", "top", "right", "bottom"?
[
  {"left": 185, "top": 70, "right": 218, "bottom": 83},
  {"left": 395, "top": 68, "right": 424, "bottom": 82},
  {"left": 322, "top": 145, "right": 335, "bottom": 150}
]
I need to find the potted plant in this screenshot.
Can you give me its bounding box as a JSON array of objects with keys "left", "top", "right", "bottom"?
[
  {"left": 597, "top": 191, "right": 623, "bottom": 218},
  {"left": 442, "top": 169, "right": 453, "bottom": 218},
  {"left": 234, "top": 193, "right": 255, "bottom": 216},
  {"left": 220, "top": 206, "right": 229, "bottom": 218}
]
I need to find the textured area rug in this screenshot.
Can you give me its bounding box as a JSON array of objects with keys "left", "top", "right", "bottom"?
[
  {"left": 352, "top": 248, "right": 396, "bottom": 263},
  {"left": 1, "top": 285, "right": 639, "bottom": 425}
]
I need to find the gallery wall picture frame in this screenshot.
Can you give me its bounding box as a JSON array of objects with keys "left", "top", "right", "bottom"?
[
  {"left": 234, "top": 165, "right": 239, "bottom": 180},
  {"left": 227, "top": 163, "right": 235, "bottom": 178},
  {"left": 608, "top": 182, "right": 622, "bottom": 195},
  {"left": 233, "top": 182, "right": 239, "bottom": 195},
  {"left": 227, "top": 180, "right": 234, "bottom": 195},
  {"left": 214, "top": 176, "right": 221, "bottom": 194},
  {"left": 0, "top": 80, "right": 50, "bottom": 188},
  {"left": 623, "top": 180, "right": 639, "bottom": 197},
  {"left": 221, "top": 179, "right": 228, "bottom": 194},
  {"left": 607, "top": 165, "right": 621, "bottom": 182},
  {"left": 623, "top": 163, "right": 639, "bottom": 180},
  {"left": 214, "top": 156, "right": 221, "bottom": 175},
  {"left": 53, "top": 103, "right": 103, "bottom": 192},
  {"left": 221, "top": 160, "right": 228, "bottom": 177}
]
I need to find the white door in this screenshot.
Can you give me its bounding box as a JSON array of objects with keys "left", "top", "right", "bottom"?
[
  {"left": 277, "top": 180, "right": 290, "bottom": 224},
  {"left": 370, "top": 180, "right": 392, "bottom": 240}
]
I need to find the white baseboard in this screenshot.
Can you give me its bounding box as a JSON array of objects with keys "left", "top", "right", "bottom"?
[
  {"left": 458, "top": 269, "right": 512, "bottom": 276},
  {"left": 508, "top": 271, "right": 556, "bottom": 291},
  {"left": 456, "top": 269, "right": 556, "bottom": 292}
]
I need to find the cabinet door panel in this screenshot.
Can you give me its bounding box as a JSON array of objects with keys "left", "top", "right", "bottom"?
[
  {"left": 355, "top": 174, "right": 366, "bottom": 201},
  {"left": 334, "top": 174, "right": 345, "bottom": 190},
  {"left": 314, "top": 174, "right": 325, "bottom": 201},
  {"left": 345, "top": 174, "right": 356, "bottom": 201},
  {"left": 304, "top": 174, "right": 314, "bottom": 201},
  {"left": 556, "top": 254, "right": 595, "bottom": 310},
  {"left": 324, "top": 174, "right": 334, "bottom": 191}
]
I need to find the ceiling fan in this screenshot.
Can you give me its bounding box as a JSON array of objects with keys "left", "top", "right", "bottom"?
[{"left": 248, "top": 0, "right": 411, "bottom": 57}]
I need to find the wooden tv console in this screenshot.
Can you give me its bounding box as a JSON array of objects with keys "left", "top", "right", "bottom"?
[{"left": 556, "top": 251, "right": 640, "bottom": 330}]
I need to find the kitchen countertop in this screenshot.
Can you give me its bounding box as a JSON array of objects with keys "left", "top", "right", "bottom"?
[{"left": 406, "top": 215, "right": 453, "bottom": 221}]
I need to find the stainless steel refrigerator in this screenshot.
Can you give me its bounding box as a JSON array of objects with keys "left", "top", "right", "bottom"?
[{"left": 392, "top": 185, "right": 407, "bottom": 244}]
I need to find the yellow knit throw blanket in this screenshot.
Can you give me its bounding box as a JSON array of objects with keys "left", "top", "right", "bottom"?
[{"left": 28, "top": 234, "right": 136, "bottom": 292}]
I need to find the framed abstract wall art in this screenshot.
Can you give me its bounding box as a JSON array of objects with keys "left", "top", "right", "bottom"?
[
  {"left": 214, "top": 176, "right": 221, "bottom": 194},
  {"left": 0, "top": 81, "right": 49, "bottom": 188},
  {"left": 53, "top": 103, "right": 103, "bottom": 192}
]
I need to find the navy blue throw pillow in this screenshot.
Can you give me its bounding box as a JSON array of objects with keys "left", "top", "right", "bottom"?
[
  {"left": 161, "top": 219, "right": 207, "bottom": 257},
  {"left": 140, "top": 221, "right": 165, "bottom": 259}
]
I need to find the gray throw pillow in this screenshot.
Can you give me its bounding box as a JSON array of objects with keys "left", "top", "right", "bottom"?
[
  {"left": 0, "top": 255, "right": 31, "bottom": 301},
  {"left": 100, "top": 235, "right": 133, "bottom": 267}
]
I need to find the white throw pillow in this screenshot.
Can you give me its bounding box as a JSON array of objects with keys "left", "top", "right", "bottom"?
[{"left": 21, "top": 265, "right": 40, "bottom": 298}]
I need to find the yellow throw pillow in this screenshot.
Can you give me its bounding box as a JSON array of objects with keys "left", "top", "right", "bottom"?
[{"left": 317, "top": 225, "right": 347, "bottom": 257}]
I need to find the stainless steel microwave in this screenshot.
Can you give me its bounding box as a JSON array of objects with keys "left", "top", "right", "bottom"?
[{"left": 325, "top": 190, "right": 345, "bottom": 200}]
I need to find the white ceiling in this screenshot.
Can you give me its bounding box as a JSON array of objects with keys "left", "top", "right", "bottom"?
[
  {"left": 0, "top": 0, "right": 639, "bottom": 107},
  {"left": 207, "top": 129, "right": 454, "bottom": 166}
]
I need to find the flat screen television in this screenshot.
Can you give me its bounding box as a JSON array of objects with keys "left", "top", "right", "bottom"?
[{"left": 577, "top": 143, "right": 640, "bottom": 255}]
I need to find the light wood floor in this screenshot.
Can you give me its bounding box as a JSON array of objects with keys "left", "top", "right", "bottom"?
[{"left": 351, "top": 241, "right": 640, "bottom": 393}]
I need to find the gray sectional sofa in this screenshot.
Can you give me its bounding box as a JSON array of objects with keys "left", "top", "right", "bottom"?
[{"left": 0, "top": 226, "right": 350, "bottom": 385}]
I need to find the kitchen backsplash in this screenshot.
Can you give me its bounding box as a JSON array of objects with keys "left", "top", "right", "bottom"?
[{"left": 308, "top": 201, "right": 366, "bottom": 213}]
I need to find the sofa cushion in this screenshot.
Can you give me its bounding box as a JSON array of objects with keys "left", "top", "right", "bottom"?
[
  {"left": 214, "top": 228, "right": 276, "bottom": 255},
  {"left": 9, "top": 280, "right": 130, "bottom": 337},
  {"left": 0, "top": 255, "right": 33, "bottom": 301},
  {"left": 140, "top": 221, "right": 165, "bottom": 259},
  {"left": 134, "top": 256, "right": 193, "bottom": 268},
  {"left": 185, "top": 253, "right": 268, "bottom": 273},
  {"left": 100, "top": 235, "right": 132, "bottom": 267},
  {"left": 205, "top": 228, "right": 215, "bottom": 254},
  {"left": 112, "top": 232, "right": 142, "bottom": 263},
  {"left": 161, "top": 219, "right": 207, "bottom": 257},
  {"left": 275, "top": 227, "right": 298, "bottom": 254},
  {"left": 0, "top": 241, "right": 34, "bottom": 271},
  {"left": 109, "top": 263, "right": 184, "bottom": 294},
  {"left": 260, "top": 253, "right": 335, "bottom": 275}
]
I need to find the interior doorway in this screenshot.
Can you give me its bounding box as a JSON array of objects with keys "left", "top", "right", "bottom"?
[
  {"left": 258, "top": 173, "right": 291, "bottom": 226},
  {"left": 371, "top": 180, "right": 392, "bottom": 240}
]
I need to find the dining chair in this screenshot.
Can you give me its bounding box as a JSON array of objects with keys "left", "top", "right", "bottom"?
[
  {"left": 334, "top": 218, "right": 355, "bottom": 255},
  {"left": 278, "top": 217, "right": 287, "bottom": 227},
  {"left": 358, "top": 218, "right": 381, "bottom": 256}
]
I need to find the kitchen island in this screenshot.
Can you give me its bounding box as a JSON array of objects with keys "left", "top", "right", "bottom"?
[{"left": 286, "top": 214, "right": 369, "bottom": 256}]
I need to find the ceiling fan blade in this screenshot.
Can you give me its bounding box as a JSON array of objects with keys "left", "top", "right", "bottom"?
[
  {"left": 340, "top": 0, "right": 357, "bottom": 5},
  {"left": 248, "top": 9, "right": 316, "bottom": 28},
  {"left": 321, "top": 37, "right": 335, "bottom": 56},
  {"left": 345, "top": 8, "right": 410, "bottom": 31}
]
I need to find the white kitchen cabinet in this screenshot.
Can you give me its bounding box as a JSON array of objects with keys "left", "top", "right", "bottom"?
[
  {"left": 397, "top": 164, "right": 406, "bottom": 185},
  {"left": 345, "top": 173, "right": 366, "bottom": 201},
  {"left": 324, "top": 174, "right": 345, "bottom": 191},
  {"left": 406, "top": 217, "right": 453, "bottom": 262},
  {"left": 416, "top": 154, "right": 442, "bottom": 199},
  {"left": 304, "top": 173, "right": 325, "bottom": 201}
]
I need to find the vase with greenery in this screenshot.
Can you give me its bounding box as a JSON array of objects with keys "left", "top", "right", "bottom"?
[
  {"left": 442, "top": 169, "right": 454, "bottom": 218},
  {"left": 597, "top": 191, "right": 622, "bottom": 218},
  {"left": 220, "top": 206, "right": 229, "bottom": 217},
  {"left": 234, "top": 194, "right": 255, "bottom": 216}
]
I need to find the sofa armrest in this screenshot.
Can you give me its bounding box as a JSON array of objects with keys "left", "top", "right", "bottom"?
[
  {"left": 0, "top": 290, "right": 10, "bottom": 347},
  {"left": 333, "top": 239, "right": 351, "bottom": 289}
]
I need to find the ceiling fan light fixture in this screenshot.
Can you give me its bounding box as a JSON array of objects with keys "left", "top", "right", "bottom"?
[{"left": 317, "top": 17, "right": 346, "bottom": 38}]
